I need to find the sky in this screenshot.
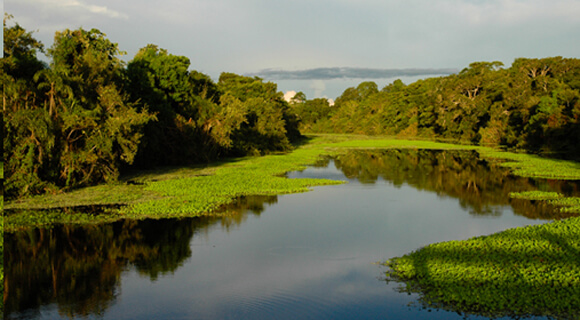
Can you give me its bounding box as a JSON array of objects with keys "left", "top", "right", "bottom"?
[{"left": 5, "top": 0, "right": 580, "bottom": 99}]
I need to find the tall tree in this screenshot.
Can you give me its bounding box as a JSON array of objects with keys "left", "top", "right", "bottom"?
[
  {"left": 3, "top": 15, "right": 54, "bottom": 197},
  {"left": 126, "top": 44, "right": 225, "bottom": 164},
  {"left": 218, "top": 73, "right": 299, "bottom": 155},
  {"left": 43, "top": 28, "right": 154, "bottom": 187}
]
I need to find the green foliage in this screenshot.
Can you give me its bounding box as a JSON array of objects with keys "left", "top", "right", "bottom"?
[
  {"left": 218, "top": 73, "right": 299, "bottom": 155},
  {"left": 3, "top": 24, "right": 155, "bottom": 199},
  {"left": 4, "top": 18, "right": 300, "bottom": 199},
  {"left": 480, "top": 149, "right": 580, "bottom": 180},
  {"left": 2, "top": 14, "right": 45, "bottom": 81},
  {"left": 311, "top": 58, "right": 580, "bottom": 159},
  {"left": 125, "top": 148, "right": 343, "bottom": 218},
  {"left": 289, "top": 96, "right": 333, "bottom": 131},
  {"left": 8, "top": 134, "right": 580, "bottom": 228},
  {"left": 126, "top": 44, "right": 209, "bottom": 165}
]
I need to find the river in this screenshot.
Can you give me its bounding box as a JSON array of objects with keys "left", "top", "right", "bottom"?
[{"left": 6, "top": 149, "right": 576, "bottom": 319}]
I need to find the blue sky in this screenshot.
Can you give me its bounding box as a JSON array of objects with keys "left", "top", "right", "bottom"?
[{"left": 5, "top": 0, "right": 580, "bottom": 99}]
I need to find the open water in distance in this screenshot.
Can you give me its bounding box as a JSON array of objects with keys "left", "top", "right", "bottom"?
[{"left": 6, "top": 150, "right": 578, "bottom": 319}]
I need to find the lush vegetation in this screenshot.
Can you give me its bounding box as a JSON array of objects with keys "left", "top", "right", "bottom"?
[
  {"left": 4, "top": 13, "right": 580, "bottom": 319},
  {"left": 2, "top": 15, "right": 300, "bottom": 200},
  {"left": 5, "top": 13, "right": 580, "bottom": 202},
  {"left": 7, "top": 135, "right": 580, "bottom": 230},
  {"left": 3, "top": 136, "right": 341, "bottom": 230},
  {"left": 290, "top": 59, "right": 580, "bottom": 159},
  {"left": 5, "top": 141, "right": 580, "bottom": 319},
  {"left": 4, "top": 13, "right": 580, "bottom": 202},
  {"left": 385, "top": 217, "right": 580, "bottom": 318}
]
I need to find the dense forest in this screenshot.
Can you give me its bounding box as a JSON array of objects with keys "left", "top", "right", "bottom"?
[
  {"left": 291, "top": 59, "right": 580, "bottom": 157},
  {"left": 3, "top": 14, "right": 580, "bottom": 200},
  {"left": 2, "top": 15, "right": 299, "bottom": 199}
]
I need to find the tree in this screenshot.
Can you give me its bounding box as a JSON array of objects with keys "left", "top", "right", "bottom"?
[
  {"left": 290, "top": 91, "right": 306, "bottom": 104},
  {"left": 41, "top": 28, "right": 154, "bottom": 188},
  {"left": 2, "top": 14, "right": 46, "bottom": 112},
  {"left": 218, "top": 73, "right": 298, "bottom": 154},
  {"left": 126, "top": 44, "right": 212, "bottom": 165},
  {"left": 3, "top": 15, "right": 54, "bottom": 197}
]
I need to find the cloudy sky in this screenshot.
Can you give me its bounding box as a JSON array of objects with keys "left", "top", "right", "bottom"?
[{"left": 5, "top": 0, "right": 580, "bottom": 99}]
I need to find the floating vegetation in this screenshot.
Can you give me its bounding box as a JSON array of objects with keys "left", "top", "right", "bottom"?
[
  {"left": 509, "top": 191, "right": 564, "bottom": 201},
  {"left": 4, "top": 134, "right": 580, "bottom": 318},
  {"left": 385, "top": 216, "right": 580, "bottom": 319},
  {"left": 509, "top": 191, "right": 580, "bottom": 215},
  {"left": 4, "top": 205, "right": 124, "bottom": 232},
  {"left": 550, "top": 197, "right": 580, "bottom": 214},
  {"left": 6, "top": 134, "right": 580, "bottom": 229},
  {"left": 480, "top": 150, "right": 580, "bottom": 180}
]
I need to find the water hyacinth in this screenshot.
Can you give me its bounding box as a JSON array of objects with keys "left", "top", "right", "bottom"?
[{"left": 385, "top": 217, "right": 580, "bottom": 318}]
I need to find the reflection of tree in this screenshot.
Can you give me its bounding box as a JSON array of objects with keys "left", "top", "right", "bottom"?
[
  {"left": 217, "top": 195, "right": 278, "bottom": 231},
  {"left": 4, "top": 217, "right": 209, "bottom": 317},
  {"left": 4, "top": 194, "right": 277, "bottom": 318},
  {"left": 332, "top": 149, "right": 579, "bottom": 219}
]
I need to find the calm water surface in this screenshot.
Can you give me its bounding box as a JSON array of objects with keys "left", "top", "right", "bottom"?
[{"left": 6, "top": 150, "right": 577, "bottom": 319}]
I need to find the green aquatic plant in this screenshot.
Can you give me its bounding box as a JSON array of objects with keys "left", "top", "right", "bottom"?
[
  {"left": 5, "top": 133, "right": 580, "bottom": 318},
  {"left": 5, "top": 134, "right": 580, "bottom": 230},
  {"left": 509, "top": 192, "right": 580, "bottom": 215},
  {"left": 480, "top": 150, "right": 580, "bottom": 180},
  {"left": 509, "top": 191, "right": 564, "bottom": 201},
  {"left": 125, "top": 149, "right": 344, "bottom": 218},
  {"left": 385, "top": 216, "right": 580, "bottom": 318},
  {"left": 550, "top": 197, "right": 580, "bottom": 214}
]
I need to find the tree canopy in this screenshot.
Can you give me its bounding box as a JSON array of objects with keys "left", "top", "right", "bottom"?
[
  {"left": 3, "top": 15, "right": 580, "bottom": 200},
  {"left": 3, "top": 17, "right": 299, "bottom": 199},
  {"left": 301, "top": 58, "right": 580, "bottom": 158}
]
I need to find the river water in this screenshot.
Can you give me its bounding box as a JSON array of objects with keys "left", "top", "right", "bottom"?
[{"left": 5, "top": 150, "right": 577, "bottom": 319}]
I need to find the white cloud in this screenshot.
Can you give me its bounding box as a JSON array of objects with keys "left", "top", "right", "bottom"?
[{"left": 15, "top": 0, "right": 128, "bottom": 20}]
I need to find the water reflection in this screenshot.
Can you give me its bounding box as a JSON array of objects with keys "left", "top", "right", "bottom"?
[
  {"left": 4, "top": 195, "right": 278, "bottom": 319},
  {"left": 323, "top": 149, "right": 579, "bottom": 219},
  {"left": 4, "top": 149, "right": 577, "bottom": 319},
  {"left": 5, "top": 219, "right": 189, "bottom": 318}
]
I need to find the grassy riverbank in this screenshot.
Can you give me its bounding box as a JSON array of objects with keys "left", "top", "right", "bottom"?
[
  {"left": 3, "top": 135, "right": 472, "bottom": 230},
  {"left": 5, "top": 135, "right": 580, "bottom": 231}
]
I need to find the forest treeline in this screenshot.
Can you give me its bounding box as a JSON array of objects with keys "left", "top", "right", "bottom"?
[
  {"left": 2, "top": 15, "right": 299, "bottom": 199},
  {"left": 292, "top": 58, "right": 580, "bottom": 158},
  {"left": 3, "top": 14, "right": 580, "bottom": 200}
]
